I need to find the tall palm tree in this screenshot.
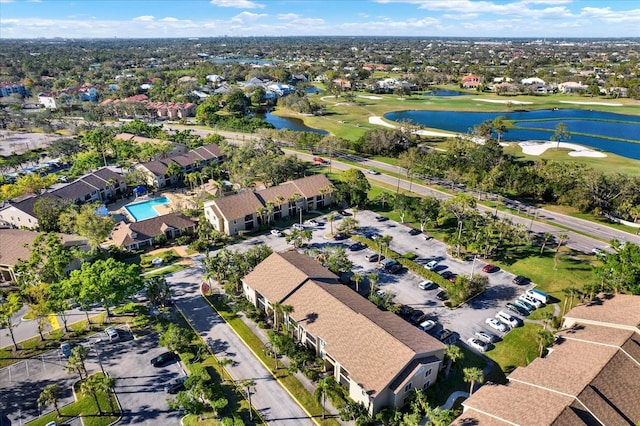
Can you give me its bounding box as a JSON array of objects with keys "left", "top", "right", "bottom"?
[
  {"left": 240, "top": 378, "right": 257, "bottom": 421},
  {"left": 536, "top": 328, "right": 555, "bottom": 358},
  {"left": 463, "top": 367, "right": 485, "bottom": 395},
  {"left": 38, "top": 384, "right": 62, "bottom": 416},
  {"left": 315, "top": 377, "right": 337, "bottom": 420},
  {"left": 352, "top": 273, "right": 364, "bottom": 293},
  {"left": 271, "top": 301, "right": 282, "bottom": 330},
  {"left": 539, "top": 232, "right": 553, "bottom": 255},
  {"left": 368, "top": 272, "right": 379, "bottom": 297},
  {"left": 556, "top": 233, "right": 569, "bottom": 253},
  {"left": 81, "top": 375, "right": 103, "bottom": 415},
  {"left": 327, "top": 214, "right": 335, "bottom": 235},
  {"left": 280, "top": 304, "right": 294, "bottom": 335},
  {"left": 217, "top": 358, "right": 233, "bottom": 382},
  {"left": 444, "top": 344, "right": 463, "bottom": 378},
  {"left": 97, "top": 375, "right": 117, "bottom": 413}
]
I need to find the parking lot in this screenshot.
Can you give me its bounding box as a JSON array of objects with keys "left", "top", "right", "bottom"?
[
  {"left": 224, "top": 209, "right": 534, "bottom": 351},
  {"left": 0, "top": 327, "right": 183, "bottom": 425}
]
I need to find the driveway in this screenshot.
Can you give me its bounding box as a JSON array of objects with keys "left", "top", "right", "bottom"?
[{"left": 166, "top": 267, "right": 315, "bottom": 425}]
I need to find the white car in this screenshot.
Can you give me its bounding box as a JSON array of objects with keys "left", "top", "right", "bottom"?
[
  {"left": 292, "top": 223, "right": 305, "bottom": 231},
  {"left": 425, "top": 260, "right": 439, "bottom": 270},
  {"left": 519, "top": 294, "right": 543, "bottom": 308},
  {"left": 467, "top": 337, "right": 489, "bottom": 352},
  {"left": 307, "top": 219, "right": 319, "bottom": 226},
  {"left": 496, "top": 311, "right": 520, "bottom": 328},
  {"left": 475, "top": 330, "right": 498, "bottom": 343},
  {"left": 368, "top": 169, "right": 380, "bottom": 175},
  {"left": 270, "top": 229, "right": 284, "bottom": 237},
  {"left": 104, "top": 326, "right": 120, "bottom": 342},
  {"left": 418, "top": 280, "right": 436, "bottom": 290},
  {"left": 419, "top": 319, "right": 437, "bottom": 332},
  {"left": 486, "top": 317, "right": 508, "bottom": 332}
]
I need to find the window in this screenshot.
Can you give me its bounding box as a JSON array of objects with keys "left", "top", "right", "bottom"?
[
  {"left": 425, "top": 368, "right": 432, "bottom": 378},
  {"left": 423, "top": 381, "right": 430, "bottom": 389},
  {"left": 404, "top": 382, "right": 412, "bottom": 393}
]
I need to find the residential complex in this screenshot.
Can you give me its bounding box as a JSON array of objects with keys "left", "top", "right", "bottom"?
[
  {"left": 203, "top": 174, "right": 334, "bottom": 236},
  {"left": 242, "top": 251, "right": 446, "bottom": 415},
  {"left": 110, "top": 212, "right": 195, "bottom": 251},
  {"left": 454, "top": 294, "right": 640, "bottom": 425}
]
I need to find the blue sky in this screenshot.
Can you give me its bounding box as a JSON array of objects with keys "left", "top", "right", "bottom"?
[{"left": 1, "top": 0, "right": 639, "bottom": 38}]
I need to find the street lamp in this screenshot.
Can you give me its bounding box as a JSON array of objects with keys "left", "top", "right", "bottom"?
[
  {"left": 90, "top": 338, "right": 105, "bottom": 375},
  {"left": 470, "top": 255, "right": 478, "bottom": 278}
]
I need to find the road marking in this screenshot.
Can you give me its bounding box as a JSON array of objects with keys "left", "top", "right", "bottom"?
[{"left": 49, "top": 314, "right": 61, "bottom": 330}]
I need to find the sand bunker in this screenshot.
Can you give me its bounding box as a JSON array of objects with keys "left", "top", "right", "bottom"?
[
  {"left": 519, "top": 141, "right": 607, "bottom": 158},
  {"left": 368, "top": 116, "right": 455, "bottom": 137},
  {"left": 358, "top": 95, "right": 383, "bottom": 100},
  {"left": 559, "top": 101, "right": 623, "bottom": 107},
  {"left": 472, "top": 98, "right": 534, "bottom": 105}
]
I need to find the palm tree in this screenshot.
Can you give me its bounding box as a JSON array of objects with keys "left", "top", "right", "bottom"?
[
  {"left": 536, "top": 328, "right": 555, "bottom": 358},
  {"left": 556, "top": 233, "right": 569, "bottom": 253},
  {"left": 281, "top": 304, "right": 294, "bottom": 335},
  {"left": 66, "top": 346, "right": 90, "bottom": 380},
  {"left": 368, "top": 272, "right": 379, "bottom": 297},
  {"left": 240, "top": 378, "right": 257, "bottom": 421},
  {"left": 539, "top": 232, "right": 553, "bottom": 255},
  {"left": 315, "top": 377, "right": 337, "bottom": 420},
  {"left": 271, "top": 301, "right": 282, "bottom": 330},
  {"left": 463, "top": 367, "right": 485, "bottom": 395},
  {"left": 96, "top": 375, "right": 117, "bottom": 413},
  {"left": 327, "top": 214, "right": 335, "bottom": 235},
  {"left": 444, "top": 344, "right": 463, "bottom": 378},
  {"left": 38, "top": 384, "right": 62, "bottom": 416},
  {"left": 81, "top": 375, "right": 103, "bottom": 415},
  {"left": 217, "top": 358, "right": 233, "bottom": 382},
  {"left": 352, "top": 273, "right": 364, "bottom": 293},
  {"left": 379, "top": 235, "right": 393, "bottom": 258}
]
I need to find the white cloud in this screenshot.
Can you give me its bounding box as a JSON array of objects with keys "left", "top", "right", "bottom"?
[
  {"left": 133, "top": 15, "right": 155, "bottom": 22},
  {"left": 210, "top": 0, "right": 265, "bottom": 9},
  {"left": 231, "top": 11, "right": 267, "bottom": 23},
  {"left": 160, "top": 17, "right": 180, "bottom": 22},
  {"left": 277, "top": 13, "right": 300, "bottom": 20}
]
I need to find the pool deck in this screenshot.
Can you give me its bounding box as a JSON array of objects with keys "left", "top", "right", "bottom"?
[{"left": 108, "top": 190, "right": 198, "bottom": 222}]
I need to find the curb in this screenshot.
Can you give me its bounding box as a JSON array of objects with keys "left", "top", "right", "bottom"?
[{"left": 201, "top": 293, "right": 322, "bottom": 426}]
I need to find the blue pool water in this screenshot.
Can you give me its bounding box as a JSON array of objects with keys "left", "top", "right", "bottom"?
[{"left": 125, "top": 196, "right": 171, "bottom": 221}]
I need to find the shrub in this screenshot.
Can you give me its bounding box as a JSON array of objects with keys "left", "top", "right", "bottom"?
[
  {"left": 257, "top": 321, "right": 267, "bottom": 329},
  {"left": 402, "top": 252, "right": 417, "bottom": 260}
]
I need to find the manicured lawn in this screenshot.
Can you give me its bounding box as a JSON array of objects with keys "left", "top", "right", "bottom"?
[
  {"left": 142, "top": 263, "right": 188, "bottom": 278},
  {"left": 487, "top": 323, "right": 544, "bottom": 374},
  {"left": 26, "top": 373, "right": 119, "bottom": 426}
]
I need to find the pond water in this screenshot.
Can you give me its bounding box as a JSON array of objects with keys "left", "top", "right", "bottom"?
[
  {"left": 384, "top": 109, "right": 640, "bottom": 160},
  {"left": 422, "top": 89, "right": 470, "bottom": 97},
  {"left": 258, "top": 112, "right": 328, "bottom": 135}
]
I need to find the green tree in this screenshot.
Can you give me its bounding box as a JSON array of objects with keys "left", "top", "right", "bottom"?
[
  {"left": 81, "top": 128, "right": 114, "bottom": 167},
  {"left": 491, "top": 115, "right": 508, "bottom": 143},
  {"left": 463, "top": 367, "right": 485, "bottom": 395},
  {"left": 240, "top": 379, "right": 257, "bottom": 422},
  {"left": 352, "top": 272, "right": 364, "bottom": 293},
  {"left": 444, "top": 344, "right": 463, "bottom": 378},
  {"left": 339, "top": 168, "right": 371, "bottom": 207},
  {"left": 145, "top": 276, "right": 172, "bottom": 307},
  {"left": 551, "top": 122, "right": 570, "bottom": 150},
  {"left": 0, "top": 293, "right": 23, "bottom": 351},
  {"left": 160, "top": 323, "right": 195, "bottom": 353},
  {"left": 315, "top": 377, "right": 339, "bottom": 420},
  {"left": 38, "top": 384, "right": 62, "bottom": 417},
  {"left": 81, "top": 374, "right": 104, "bottom": 415},
  {"left": 67, "top": 345, "right": 90, "bottom": 381},
  {"left": 536, "top": 327, "right": 555, "bottom": 357},
  {"left": 166, "top": 161, "right": 183, "bottom": 186},
  {"left": 285, "top": 228, "right": 312, "bottom": 248},
  {"left": 33, "top": 197, "right": 72, "bottom": 232},
  {"left": 65, "top": 258, "right": 143, "bottom": 318},
  {"left": 322, "top": 246, "right": 353, "bottom": 274},
  {"left": 62, "top": 203, "right": 115, "bottom": 251}
]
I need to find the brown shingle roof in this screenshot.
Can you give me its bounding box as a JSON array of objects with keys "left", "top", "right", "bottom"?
[
  {"left": 290, "top": 174, "right": 333, "bottom": 198},
  {"left": 243, "top": 251, "right": 444, "bottom": 397},
  {"left": 139, "top": 160, "right": 171, "bottom": 176},
  {"left": 111, "top": 213, "right": 195, "bottom": 247},
  {"left": 207, "top": 191, "right": 264, "bottom": 223},
  {"left": 193, "top": 143, "right": 223, "bottom": 160},
  {"left": 564, "top": 294, "right": 640, "bottom": 328},
  {"left": 0, "top": 229, "right": 87, "bottom": 267},
  {"left": 256, "top": 182, "right": 299, "bottom": 205}
]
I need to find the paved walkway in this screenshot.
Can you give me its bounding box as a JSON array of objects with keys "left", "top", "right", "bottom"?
[{"left": 166, "top": 266, "right": 317, "bottom": 425}]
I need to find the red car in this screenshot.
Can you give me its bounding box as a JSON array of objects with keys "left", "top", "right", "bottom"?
[
  {"left": 482, "top": 264, "right": 499, "bottom": 273},
  {"left": 313, "top": 157, "right": 327, "bottom": 164}
]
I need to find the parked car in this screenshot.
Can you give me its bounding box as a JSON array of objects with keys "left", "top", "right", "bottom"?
[
  {"left": 292, "top": 223, "right": 305, "bottom": 231},
  {"left": 363, "top": 231, "right": 378, "bottom": 239},
  {"left": 438, "top": 329, "right": 454, "bottom": 342},
  {"left": 419, "top": 319, "right": 437, "bottom": 332},
  {"left": 512, "top": 275, "right": 530, "bottom": 285},
  {"left": 526, "top": 288, "right": 550, "bottom": 304},
  {"left": 374, "top": 215, "right": 388, "bottom": 222},
  {"left": 408, "top": 228, "right": 421, "bottom": 235},
  {"left": 366, "top": 253, "right": 384, "bottom": 262},
  {"left": 482, "top": 264, "right": 499, "bottom": 273},
  {"left": 368, "top": 169, "right": 380, "bottom": 175},
  {"left": 435, "top": 290, "right": 448, "bottom": 301},
  {"left": 165, "top": 376, "right": 188, "bottom": 394},
  {"left": 398, "top": 304, "right": 415, "bottom": 319},
  {"left": 104, "top": 326, "right": 120, "bottom": 342},
  {"left": 270, "top": 229, "right": 284, "bottom": 237},
  {"left": 333, "top": 233, "right": 348, "bottom": 241},
  {"left": 425, "top": 260, "right": 439, "bottom": 271},
  {"left": 380, "top": 259, "right": 402, "bottom": 274},
  {"left": 467, "top": 337, "right": 489, "bottom": 352},
  {"left": 422, "top": 233, "right": 433, "bottom": 240},
  {"left": 151, "top": 351, "right": 179, "bottom": 367},
  {"left": 486, "top": 318, "right": 508, "bottom": 332},
  {"left": 60, "top": 342, "right": 73, "bottom": 358},
  {"left": 475, "top": 330, "right": 498, "bottom": 343},
  {"left": 441, "top": 271, "right": 457, "bottom": 283},
  {"left": 307, "top": 219, "right": 320, "bottom": 226},
  {"left": 496, "top": 311, "right": 520, "bottom": 328},
  {"left": 409, "top": 310, "right": 426, "bottom": 325},
  {"left": 515, "top": 298, "right": 536, "bottom": 312},
  {"left": 338, "top": 210, "right": 351, "bottom": 216},
  {"left": 418, "top": 280, "right": 436, "bottom": 290},
  {"left": 348, "top": 242, "right": 366, "bottom": 251},
  {"left": 313, "top": 157, "right": 327, "bottom": 164},
  {"left": 506, "top": 302, "right": 529, "bottom": 316},
  {"left": 519, "top": 294, "right": 543, "bottom": 308}
]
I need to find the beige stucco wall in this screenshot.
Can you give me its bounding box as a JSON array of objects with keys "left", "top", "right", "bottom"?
[{"left": 0, "top": 206, "right": 38, "bottom": 229}]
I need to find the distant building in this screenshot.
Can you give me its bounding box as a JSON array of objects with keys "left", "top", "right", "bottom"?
[
  {"left": 462, "top": 74, "right": 481, "bottom": 89},
  {"left": 38, "top": 93, "right": 57, "bottom": 109},
  {"left": 114, "top": 133, "right": 188, "bottom": 157},
  {"left": 558, "top": 81, "right": 589, "bottom": 94},
  {"left": 0, "top": 82, "right": 30, "bottom": 98},
  {"left": 454, "top": 293, "right": 640, "bottom": 425}
]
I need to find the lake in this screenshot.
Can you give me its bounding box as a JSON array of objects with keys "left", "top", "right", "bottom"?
[
  {"left": 422, "top": 89, "right": 470, "bottom": 97},
  {"left": 384, "top": 109, "right": 640, "bottom": 160},
  {"left": 259, "top": 112, "right": 328, "bottom": 135}
]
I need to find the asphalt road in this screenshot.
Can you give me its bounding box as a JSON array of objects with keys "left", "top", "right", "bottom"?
[{"left": 166, "top": 267, "right": 315, "bottom": 426}]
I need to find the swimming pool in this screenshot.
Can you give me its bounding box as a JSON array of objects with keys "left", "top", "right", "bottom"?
[{"left": 124, "top": 196, "right": 171, "bottom": 221}]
